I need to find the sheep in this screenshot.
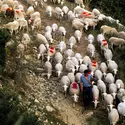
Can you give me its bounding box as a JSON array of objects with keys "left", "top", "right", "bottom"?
[
  {"left": 74, "top": 0, "right": 85, "bottom": 8},
  {"left": 21, "top": 33, "right": 31, "bottom": 48},
  {"left": 105, "top": 73, "right": 115, "bottom": 85},
  {"left": 67, "top": 72, "right": 75, "bottom": 83},
  {"left": 108, "top": 108, "right": 119, "bottom": 125},
  {"left": 87, "top": 43, "right": 96, "bottom": 58},
  {"left": 13, "top": 0, "right": 18, "bottom": 8},
  {"left": 30, "top": 11, "right": 40, "bottom": 21},
  {"left": 75, "top": 53, "right": 83, "bottom": 64},
  {"left": 47, "top": 46, "right": 56, "bottom": 61},
  {"left": 26, "top": 6, "right": 34, "bottom": 16},
  {"left": 72, "top": 18, "right": 84, "bottom": 32},
  {"left": 45, "top": 26, "right": 52, "bottom": 33},
  {"left": 104, "top": 49, "right": 113, "bottom": 61},
  {"left": 46, "top": 6, "right": 53, "bottom": 17},
  {"left": 18, "top": 4, "right": 24, "bottom": 10},
  {"left": 60, "top": 75, "right": 70, "bottom": 97},
  {"left": 97, "top": 33, "right": 105, "bottom": 46},
  {"left": 65, "top": 49, "right": 74, "bottom": 60},
  {"left": 16, "top": 43, "right": 25, "bottom": 58},
  {"left": 69, "top": 82, "right": 80, "bottom": 107},
  {"left": 100, "top": 25, "right": 118, "bottom": 37},
  {"left": 58, "top": 41, "right": 66, "bottom": 53},
  {"left": 99, "top": 62, "right": 107, "bottom": 77},
  {"left": 45, "top": 31, "right": 53, "bottom": 44},
  {"left": 118, "top": 31, "right": 125, "bottom": 40},
  {"left": 109, "top": 37, "right": 125, "bottom": 50},
  {"left": 54, "top": 52, "right": 63, "bottom": 64},
  {"left": 31, "top": 17, "right": 41, "bottom": 31},
  {"left": 109, "top": 83, "right": 117, "bottom": 99},
  {"left": 100, "top": 40, "right": 109, "bottom": 53},
  {"left": 14, "top": 9, "right": 25, "bottom": 20},
  {"left": 92, "top": 8, "right": 101, "bottom": 17},
  {"left": 74, "top": 30, "right": 82, "bottom": 43},
  {"left": 79, "top": 64, "right": 87, "bottom": 73},
  {"left": 26, "top": 0, "right": 37, "bottom": 8},
  {"left": 115, "top": 79, "right": 124, "bottom": 89},
  {"left": 17, "top": 18, "right": 28, "bottom": 31},
  {"left": 107, "top": 60, "right": 118, "bottom": 76},
  {"left": 54, "top": 7, "right": 64, "bottom": 20},
  {"left": 94, "top": 69, "right": 103, "bottom": 80},
  {"left": 36, "top": 33, "right": 49, "bottom": 48},
  {"left": 55, "top": 63, "right": 63, "bottom": 77},
  {"left": 97, "top": 79, "right": 107, "bottom": 98},
  {"left": 71, "top": 57, "right": 79, "bottom": 71},
  {"left": 58, "top": 26, "right": 66, "bottom": 40},
  {"left": 1, "top": 4, "right": 9, "bottom": 14},
  {"left": 68, "top": 36, "right": 76, "bottom": 49},
  {"left": 3, "top": 0, "right": 14, "bottom": 7},
  {"left": 89, "top": 60, "right": 99, "bottom": 76},
  {"left": 82, "top": 55, "right": 91, "bottom": 66},
  {"left": 117, "top": 102, "right": 125, "bottom": 122},
  {"left": 51, "top": 23, "right": 58, "bottom": 37},
  {"left": 88, "top": 34, "right": 94, "bottom": 44},
  {"left": 75, "top": 72, "right": 82, "bottom": 84},
  {"left": 37, "top": 44, "right": 47, "bottom": 60},
  {"left": 104, "top": 94, "right": 114, "bottom": 112},
  {"left": 73, "top": 6, "right": 84, "bottom": 17},
  {"left": 62, "top": 5, "right": 69, "bottom": 18},
  {"left": 44, "top": 61, "right": 52, "bottom": 79},
  {"left": 98, "top": 14, "right": 106, "bottom": 21},
  {"left": 5, "top": 20, "right": 19, "bottom": 34},
  {"left": 67, "top": 10, "right": 75, "bottom": 21},
  {"left": 65, "top": 60, "right": 76, "bottom": 74},
  {"left": 92, "top": 85, "right": 99, "bottom": 109}
]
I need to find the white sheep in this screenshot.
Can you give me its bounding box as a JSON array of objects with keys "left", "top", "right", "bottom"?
[
  {"left": 92, "top": 85, "right": 99, "bottom": 109},
  {"left": 75, "top": 53, "right": 83, "bottom": 64},
  {"left": 14, "top": 9, "right": 25, "bottom": 20},
  {"left": 65, "top": 49, "right": 74, "bottom": 60},
  {"left": 45, "top": 26, "right": 52, "bottom": 33},
  {"left": 104, "top": 49, "right": 113, "bottom": 61},
  {"left": 71, "top": 57, "right": 79, "bottom": 71},
  {"left": 51, "top": 23, "right": 58, "bottom": 37},
  {"left": 60, "top": 75, "right": 70, "bottom": 97},
  {"left": 17, "top": 18, "right": 28, "bottom": 31},
  {"left": 98, "top": 14, "right": 106, "bottom": 21},
  {"left": 115, "top": 79, "right": 124, "bottom": 89},
  {"left": 109, "top": 37, "right": 125, "bottom": 50},
  {"left": 1, "top": 4, "right": 9, "bottom": 13},
  {"left": 67, "top": 10, "right": 75, "bottom": 21},
  {"left": 46, "top": 6, "right": 53, "bottom": 17},
  {"left": 44, "top": 61, "right": 52, "bottom": 79},
  {"left": 105, "top": 73, "right": 115, "bottom": 85},
  {"left": 74, "top": 30, "right": 82, "bottom": 43},
  {"left": 92, "top": 8, "right": 100, "bottom": 17},
  {"left": 58, "top": 41, "right": 66, "bottom": 53},
  {"left": 26, "top": 0, "right": 37, "bottom": 8},
  {"left": 30, "top": 11, "right": 40, "bottom": 21},
  {"left": 68, "top": 36, "right": 76, "bottom": 49},
  {"left": 75, "top": 72, "right": 82, "bottom": 84},
  {"left": 94, "top": 69, "right": 103, "bottom": 80},
  {"left": 58, "top": 26, "right": 66, "bottom": 40},
  {"left": 47, "top": 46, "right": 56, "bottom": 61},
  {"left": 97, "top": 33, "right": 105, "bottom": 45},
  {"left": 72, "top": 18, "right": 84, "bottom": 32},
  {"left": 37, "top": 44, "right": 47, "bottom": 60},
  {"left": 65, "top": 60, "right": 76, "bottom": 74},
  {"left": 79, "top": 64, "right": 87, "bottom": 73},
  {"left": 26, "top": 6, "right": 34, "bottom": 16},
  {"left": 104, "top": 94, "right": 114, "bottom": 112},
  {"left": 55, "top": 63, "right": 63, "bottom": 77},
  {"left": 36, "top": 33, "right": 49, "bottom": 48},
  {"left": 3, "top": 0, "right": 14, "bottom": 7},
  {"left": 73, "top": 6, "right": 84, "bottom": 17},
  {"left": 100, "top": 40, "right": 109, "bottom": 53},
  {"left": 87, "top": 43, "right": 96, "bottom": 58},
  {"left": 75, "top": 0, "right": 85, "bottom": 8},
  {"left": 82, "top": 55, "right": 91, "bottom": 66},
  {"left": 67, "top": 72, "right": 75, "bottom": 83},
  {"left": 69, "top": 82, "right": 80, "bottom": 107},
  {"left": 54, "top": 7, "right": 63, "bottom": 20},
  {"left": 97, "top": 79, "right": 107, "bottom": 97},
  {"left": 31, "top": 17, "right": 41, "bottom": 30},
  {"left": 88, "top": 34, "right": 95, "bottom": 44},
  {"left": 107, "top": 60, "right": 118, "bottom": 76},
  {"left": 45, "top": 31, "right": 53, "bottom": 44},
  {"left": 54, "top": 52, "right": 63, "bottom": 64},
  {"left": 109, "top": 83, "right": 117, "bottom": 99},
  {"left": 100, "top": 25, "right": 118, "bottom": 37},
  {"left": 62, "top": 5, "right": 69, "bottom": 17},
  {"left": 99, "top": 62, "right": 107, "bottom": 77},
  {"left": 108, "top": 108, "right": 119, "bottom": 125}
]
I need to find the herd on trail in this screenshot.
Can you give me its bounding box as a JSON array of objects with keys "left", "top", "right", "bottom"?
[{"left": 1, "top": 0, "right": 125, "bottom": 124}]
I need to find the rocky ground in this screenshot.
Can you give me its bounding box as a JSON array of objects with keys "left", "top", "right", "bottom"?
[{"left": 0, "top": 0, "right": 120, "bottom": 125}]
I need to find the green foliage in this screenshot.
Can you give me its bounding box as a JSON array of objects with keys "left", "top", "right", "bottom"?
[
  {"left": 89, "top": 0, "right": 125, "bottom": 25},
  {"left": 0, "top": 28, "right": 11, "bottom": 74}
]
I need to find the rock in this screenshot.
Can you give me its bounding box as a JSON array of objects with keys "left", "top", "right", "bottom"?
[{"left": 46, "top": 105, "right": 55, "bottom": 112}]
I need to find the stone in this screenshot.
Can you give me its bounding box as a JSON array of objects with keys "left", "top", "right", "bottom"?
[{"left": 46, "top": 105, "right": 55, "bottom": 112}]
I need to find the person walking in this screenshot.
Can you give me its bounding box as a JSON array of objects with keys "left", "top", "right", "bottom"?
[{"left": 80, "top": 69, "right": 93, "bottom": 110}]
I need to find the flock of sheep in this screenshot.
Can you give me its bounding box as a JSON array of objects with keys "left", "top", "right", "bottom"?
[{"left": 1, "top": 0, "right": 125, "bottom": 125}]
